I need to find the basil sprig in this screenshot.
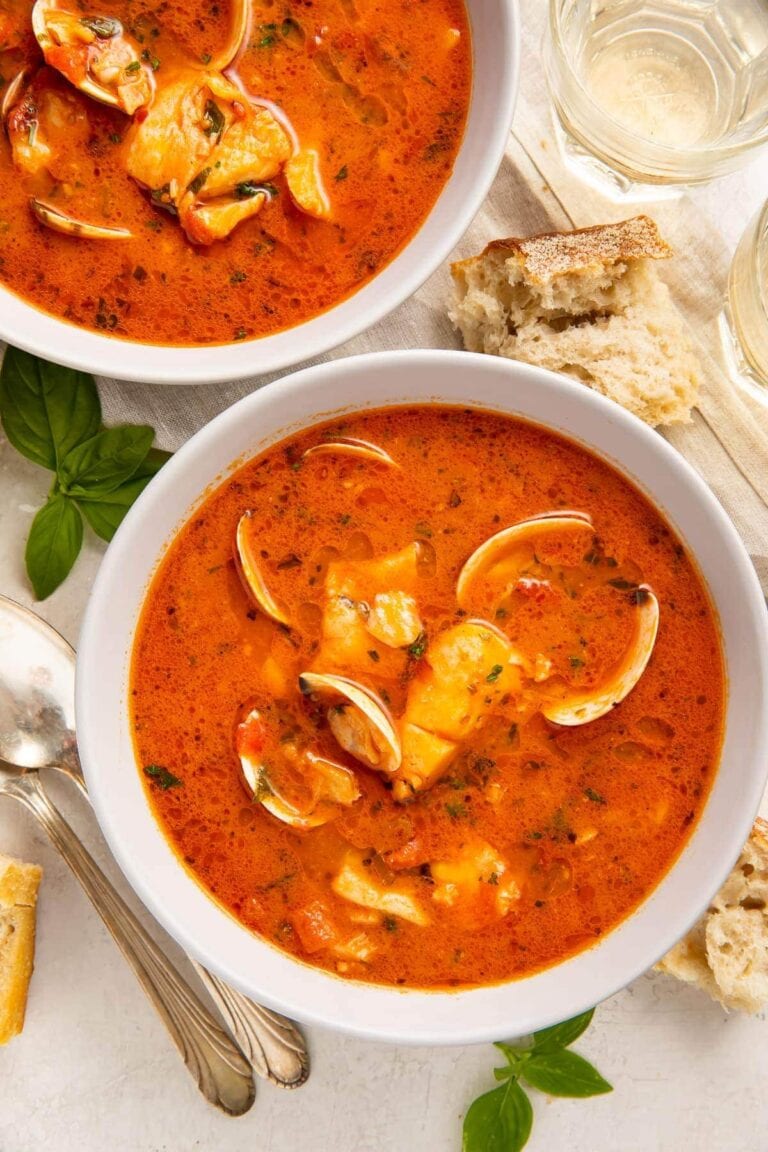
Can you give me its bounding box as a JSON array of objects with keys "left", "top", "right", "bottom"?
[
  {"left": 0, "top": 345, "right": 170, "bottom": 599},
  {"left": 463, "top": 1009, "right": 612, "bottom": 1152}
]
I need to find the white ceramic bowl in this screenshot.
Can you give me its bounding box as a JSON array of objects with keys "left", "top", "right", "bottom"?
[
  {"left": 77, "top": 351, "right": 768, "bottom": 1044},
  {"left": 0, "top": 3, "right": 519, "bottom": 386}
]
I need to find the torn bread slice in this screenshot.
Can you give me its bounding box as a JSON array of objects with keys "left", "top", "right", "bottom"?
[
  {"left": 658, "top": 819, "right": 768, "bottom": 1013},
  {"left": 0, "top": 852, "right": 42, "bottom": 1045},
  {"left": 450, "top": 216, "right": 700, "bottom": 428}
]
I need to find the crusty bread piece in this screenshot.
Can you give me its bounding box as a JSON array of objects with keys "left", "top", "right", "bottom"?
[
  {"left": 0, "top": 852, "right": 42, "bottom": 1045},
  {"left": 450, "top": 216, "right": 700, "bottom": 428},
  {"left": 658, "top": 819, "right": 768, "bottom": 1013}
]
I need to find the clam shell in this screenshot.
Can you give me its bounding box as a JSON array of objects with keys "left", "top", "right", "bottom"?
[
  {"left": 236, "top": 708, "right": 360, "bottom": 828},
  {"left": 30, "top": 198, "right": 132, "bottom": 239},
  {"left": 456, "top": 511, "right": 594, "bottom": 607},
  {"left": 301, "top": 438, "right": 399, "bottom": 468},
  {"left": 542, "top": 585, "right": 660, "bottom": 726},
  {"left": 31, "top": 1, "right": 151, "bottom": 111},
  {"left": 210, "top": 0, "right": 250, "bottom": 71},
  {"left": 298, "top": 671, "right": 402, "bottom": 774},
  {"left": 1, "top": 69, "right": 29, "bottom": 122},
  {"left": 235, "top": 510, "right": 291, "bottom": 627}
]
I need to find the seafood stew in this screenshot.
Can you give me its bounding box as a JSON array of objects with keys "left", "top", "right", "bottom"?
[
  {"left": 130, "top": 406, "right": 725, "bottom": 989},
  {"left": 0, "top": 0, "right": 471, "bottom": 344}
]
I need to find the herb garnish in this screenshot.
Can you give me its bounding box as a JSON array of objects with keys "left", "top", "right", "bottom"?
[
  {"left": 335, "top": 165, "right": 348, "bottom": 181},
  {"left": 407, "top": 631, "right": 428, "bottom": 659},
  {"left": 125, "top": 59, "right": 141, "bottom": 73},
  {"left": 235, "top": 181, "right": 278, "bottom": 200},
  {"left": 462, "top": 1009, "right": 611, "bottom": 1152},
  {"left": 0, "top": 346, "right": 169, "bottom": 599},
  {"left": 81, "top": 15, "right": 121, "bottom": 37},
  {"left": 144, "top": 764, "right": 183, "bottom": 789},
  {"left": 187, "top": 167, "right": 211, "bottom": 195},
  {"left": 203, "top": 98, "right": 225, "bottom": 139},
  {"left": 281, "top": 17, "right": 302, "bottom": 38},
  {"left": 486, "top": 664, "right": 504, "bottom": 683},
  {"left": 584, "top": 787, "right": 606, "bottom": 804},
  {"left": 257, "top": 22, "right": 277, "bottom": 46},
  {"left": 445, "top": 801, "right": 467, "bottom": 820}
]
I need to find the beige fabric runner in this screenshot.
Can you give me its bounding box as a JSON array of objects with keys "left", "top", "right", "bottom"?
[{"left": 98, "top": 0, "right": 768, "bottom": 590}]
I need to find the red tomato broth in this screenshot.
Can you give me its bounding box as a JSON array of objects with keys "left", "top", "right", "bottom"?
[
  {"left": 130, "top": 406, "right": 725, "bottom": 988},
  {"left": 0, "top": 0, "right": 470, "bottom": 344}
]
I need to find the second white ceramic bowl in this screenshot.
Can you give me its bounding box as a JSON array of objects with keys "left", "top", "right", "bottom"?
[
  {"left": 77, "top": 351, "right": 768, "bottom": 1044},
  {"left": 0, "top": 1, "right": 519, "bottom": 385}
]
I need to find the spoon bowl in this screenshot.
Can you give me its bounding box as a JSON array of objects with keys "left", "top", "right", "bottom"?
[{"left": 0, "top": 597, "right": 79, "bottom": 774}]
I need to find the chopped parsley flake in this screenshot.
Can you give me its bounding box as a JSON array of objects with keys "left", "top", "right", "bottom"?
[{"left": 144, "top": 764, "right": 182, "bottom": 789}]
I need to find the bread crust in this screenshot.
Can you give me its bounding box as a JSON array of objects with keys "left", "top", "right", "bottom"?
[
  {"left": 0, "top": 852, "right": 42, "bottom": 1045},
  {"left": 449, "top": 215, "right": 698, "bottom": 427},
  {"left": 451, "top": 215, "right": 671, "bottom": 285}
]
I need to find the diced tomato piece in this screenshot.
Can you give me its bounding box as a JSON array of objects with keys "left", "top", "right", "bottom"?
[
  {"left": 46, "top": 44, "right": 89, "bottom": 86},
  {"left": 514, "top": 577, "right": 557, "bottom": 605},
  {"left": 382, "top": 837, "right": 429, "bottom": 872},
  {"left": 236, "top": 710, "right": 267, "bottom": 757},
  {"left": 291, "top": 900, "right": 339, "bottom": 954}
]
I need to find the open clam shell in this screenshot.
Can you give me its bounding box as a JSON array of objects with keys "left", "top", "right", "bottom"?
[
  {"left": 236, "top": 708, "right": 360, "bottom": 829},
  {"left": 456, "top": 511, "right": 594, "bottom": 607},
  {"left": 298, "top": 672, "right": 402, "bottom": 774},
  {"left": 542, "top": 585, "right": 660, "bottom": 726},
  {"left": 301, "top": 438, "right": 399, "bottom": 468},
  {"left": 1, "top": 70, "right": 30, "bottom": 122},
  {"left": 235, "top": 510, "right": 291, "bottom": 627},
  {"left": 30, "top": 198, "right": 132, "bottom": 239},
  {"left": 208, "top": 0, "right": 250, "bottom": 72},
  {"left": 32, "top": 1, "right": 152, "bottom": 112}
]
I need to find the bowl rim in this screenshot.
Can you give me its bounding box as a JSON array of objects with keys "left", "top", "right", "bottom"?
[
  {"left": 76, "top": 349, "right": 768, "bottom": 1044},
  {"left": 0, "top": 1, "right": 520, "bottom": 386}
]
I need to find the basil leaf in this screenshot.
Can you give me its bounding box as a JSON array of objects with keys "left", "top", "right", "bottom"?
[
  {"left": 76, "top": 445, "right": 171, "bottom": 541},
  {"left": 462, "top": 1079, "right": 533, "bottom": 1152},
  {"left": 25, "top": 494, "right": 83, "bottom": 600},
  {"left": 77, "top": 477, "right": 148, "bottom": 541},
  {"left": 521, "top": 1050, "right": 612, "bottom": 1098},
  {"left": 532, "top": 1008, "right": 595, "bottom": 1054},
  {"left": 59, "top": 425, "right": 154, "bottom": 497},
  {"left": 494, "top": 1041, "right": 529, "bottom": 1063},
  {"left": 137, "top": 446, "right": 172, "bottom": 475},
  {"left": 0, "top": 346, "right": 101, "bottom": 471}
]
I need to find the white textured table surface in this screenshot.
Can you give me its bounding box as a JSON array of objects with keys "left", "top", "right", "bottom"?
[{"left": 3, "top": 75, "right": 768, "bottom": 1152}]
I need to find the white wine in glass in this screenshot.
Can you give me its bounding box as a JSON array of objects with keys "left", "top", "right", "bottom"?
[{"left": 545, "top": 0, "right": 768, "bottom": 197}]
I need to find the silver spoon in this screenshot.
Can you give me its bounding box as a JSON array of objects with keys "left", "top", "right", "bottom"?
[{"left": 0, "top": 595, "right": 309, "bottom": 1091}]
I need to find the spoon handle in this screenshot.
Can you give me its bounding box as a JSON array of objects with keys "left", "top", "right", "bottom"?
[
  {"left": 12, "top": 775, "right": 255, "bottom": 1116},
  {"left": 192, "top": 962, "right": 309, "bottom": 1088},
  {"left": 56, "top": 759, "right": 311, "bottom": 1088}
]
